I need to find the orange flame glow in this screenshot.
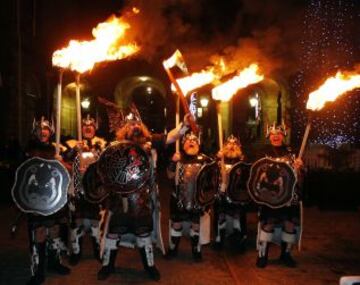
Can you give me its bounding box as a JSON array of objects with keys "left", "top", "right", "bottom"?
[
  {"left": 163, "top": 49, "right": 189, "bottom": 74},
  {"left": 211, "top": 64, "right": 264, "bottom": 102},
  {"left": 52, "top": 15, "right": 139, "bottom": 73},
  {"left": 172, "top": 69, "right": 216, "bottom": 95},
  {"left": 306, "top": 71, "right": 360, "bottom": 111}
]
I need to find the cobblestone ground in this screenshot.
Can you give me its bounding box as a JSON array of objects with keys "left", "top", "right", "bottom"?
[{"left": 1, "top": 175, "right": 360, "bottom": 285}]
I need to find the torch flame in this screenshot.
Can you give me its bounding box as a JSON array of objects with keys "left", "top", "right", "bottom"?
[
  {"left": 172, "top": 69, "right": 216, "bottom": 95},
  {"left": 211, "top": 64, "right": 264, "bottom": 102},
  {"left": 306, "top": 71, "right": 360, "bottom": 111},
  {"left": 52, "top": 15, "right": 139, "bottom": 73}
]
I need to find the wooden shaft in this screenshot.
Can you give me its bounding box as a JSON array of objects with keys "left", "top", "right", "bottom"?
[
  {"left": 75, "top": 73, "right": 82, "bottom": 142},
  {"left": 164, "top": 66, "right": 198, "bottom": 133},
  {"left": 175, "top": 94, "right": 180, "bottom": 153},
  {"left": 298, "top": 122, "right": 311, "bottom": 159},
  {"left": 55, "top": 70, "right": 63, "bottom": 156}
]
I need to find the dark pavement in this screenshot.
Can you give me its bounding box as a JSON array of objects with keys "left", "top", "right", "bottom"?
[{"left": 1, "top": 174, "right": 360, "bottom": 285}]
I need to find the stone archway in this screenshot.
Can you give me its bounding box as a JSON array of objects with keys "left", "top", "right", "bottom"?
[
  {"left": 113, "top": 76, "right": 167, "bottom": 132},
  {"left": 231, "top": 77, "right": 291, "bottom": 145}
]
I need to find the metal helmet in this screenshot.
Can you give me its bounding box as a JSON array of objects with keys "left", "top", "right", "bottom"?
[
  {"left": 32, "top": 116, "right": 54, "bottom": 135},
  {"left": 266, "top": 120, "right": 287, "bottom": 138},
  {"left": 182, "top": 132, "right": 200, "bottom": 145},
  {"left": 224, "top": 134, "right": 241, "bottom": 147},
  {"left": 82, "top": 114, "right": 98, "bottom": 129},
  {"left": 124, "top": 103, "right": 142, "bottom": 124}
]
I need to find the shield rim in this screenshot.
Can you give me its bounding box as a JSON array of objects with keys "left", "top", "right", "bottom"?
[
  {"left": 11, "top": 156, "right": 70, "bottom": 216},
  {"left": 195, "top": 160, "right": 219, "bottom": 208},
  {"left": 247, "top": 157, "right": 297, "bottom": 209}
]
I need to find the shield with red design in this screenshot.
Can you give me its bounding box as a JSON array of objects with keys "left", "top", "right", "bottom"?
[{"left": 96, "top": 141, "right": 151, "bottom": 194}]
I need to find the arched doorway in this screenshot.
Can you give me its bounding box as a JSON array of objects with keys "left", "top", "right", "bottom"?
[
  {"left": 231, "top": 77, "right": 291, "bottom": 145},
  {"left": 114, "top": 76, "right": 167, "bottom": 133},
  {"left": 56, "top": 80, "right": 92, "bottom": 137}
]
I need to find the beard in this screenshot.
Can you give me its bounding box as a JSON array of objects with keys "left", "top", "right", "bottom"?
[
  {"left": 223, "top": 147, "right": 242, "bottom": 159},
  {"left": 127, "top": 128, "right": 147, "bottom": 144}
]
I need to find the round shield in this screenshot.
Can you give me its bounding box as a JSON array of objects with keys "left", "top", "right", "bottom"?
[
  {"left": 247, "top": 157, "right": 297, "bottom": 209},
  {"left": 82, "top": 162, "right": 109, "bottom": 203},
  {"left": 195, "top": 160, "right": 219, "bottom": 208},
  {"left": 97, "top": 141, "right": 150, "bottom": 194},
  {"left": 11, "top": 157, "right": 70, "bottom": 216},
  {"left": 227, "top": 161, "right": 252, "bottom": 204}
]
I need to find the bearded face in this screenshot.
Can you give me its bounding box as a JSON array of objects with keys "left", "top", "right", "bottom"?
[
  {"left": 223, "top": 141, "right": 242, "bottom": 159},
  {"left": 82, "top": 124, "right": 96, "bottom": 140},
  {"left": 37, "top": 128, "right": 51, "bottom": 143},
  {"left": 183, "top": 138, "right": 200, "bottom": 156},
  {"left": 269, "top": 132, "right": 285, "bottom": 147},
  {"left": 126, "top": 122, "right": 145, "bottom": 142}
]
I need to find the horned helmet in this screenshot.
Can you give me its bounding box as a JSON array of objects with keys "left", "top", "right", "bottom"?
[
  {"left": 82, "top": 114, "right": 98, "bottom": 129},
  {"left": 182, "top": 132, "right": 200, "bottom": 156},
  {"left": 224, "top": 134, "right": 241, "bottom": 147},
  {"left": 32, "top": 116, "right": 54, "bottom": 143},
  {"left": 265, "top": 120, "right": 287, "bottom": 138},
  {"left": 222, "top": 134, "right": 243, "bottom": 159}
]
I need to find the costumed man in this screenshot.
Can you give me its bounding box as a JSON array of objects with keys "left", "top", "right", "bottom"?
[
  {"left": 213, "top": 135, "right": 249, "bottom": 250},
  {"left": 96, "top": 107, "right": 190, "bottom": 281},
  {"left": 21, "top": 117, "right": 71, "bottom": 285},
  {"left": 251, "top": 122, "right": 304, "bottom": 268},
  {"left": 65, "top": 115, "right": 107, "bottom": 265},
  {"left": 166, "top": 132, "right": 214, "bottom": 262}
]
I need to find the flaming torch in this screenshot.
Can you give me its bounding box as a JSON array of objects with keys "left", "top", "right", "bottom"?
[
  {"left": 211, "top": 63, "right": 264, "bottom": 149},
  {"left": 171, "top": 70, "right": 216, "bottom": 96},
  {"left": 163, "top": 50, "right": 199, "bottom": 134},
  {"left": 298, "top": 70, "right": 360, "bottom": 159},
  {"left": 52, "top": 14, "right": 139, "bottom": 141},
  {"left": 211, "top": 63, "right": 264, "bottom": 183}
]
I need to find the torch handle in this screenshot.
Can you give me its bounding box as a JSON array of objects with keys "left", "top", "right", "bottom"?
[
  {"left": 75, "top": 73, "right": 82, "bottom": 142},
  {"left": 55, "top": 70, "right": 63, "bottom": 157},
  {"left": 298, "top": 122, "right": 311, "bottom": 160},
  {"left": 175, "top": 94, "right": 180, "bottom": 153},
  {"left": 164, "top": 67, "right": 199, "bottom": 134},
  {"left": 216, "top": 103, "right": 226, "bottom": 182}
]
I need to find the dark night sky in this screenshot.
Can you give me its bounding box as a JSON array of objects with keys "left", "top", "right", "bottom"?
[
  {"left": 0, "top": 0, "right": 359, "bottom": 145},
  {"left": 1, "top": 0, "right": 358, "bottom": 77},
  {"left": 0, "top": 0, "right": 310, "bottom": 73}
]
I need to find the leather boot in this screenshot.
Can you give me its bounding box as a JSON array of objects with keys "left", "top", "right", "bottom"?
[{"left": 97, "top": 249, "right": 118, "bottom": 280}]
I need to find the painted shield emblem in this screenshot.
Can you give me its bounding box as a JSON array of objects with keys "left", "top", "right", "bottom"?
[
  {"left": 227, "top": 161, "right": 252, "bottom": 204},
  {"left": 97, "top": 141, "right": 151, "bottom": 194},
  {"left": 12, "top": 157, "right": 70, "bottom": 216},
  {"left": 247, "top": 157, "right": 297, "bottom": 209},
  {"left": 195, "top": 160, "right": 219, "bottom": 208}
]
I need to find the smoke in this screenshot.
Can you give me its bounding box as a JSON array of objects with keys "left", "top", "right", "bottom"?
[{"left": 121, "top": 0, "right": 305, "bottom": 76}]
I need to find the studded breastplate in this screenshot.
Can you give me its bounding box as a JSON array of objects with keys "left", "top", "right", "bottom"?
[
  {"left": 177, "top": 161, "right": 203, "bottom": 211},
  {"left": 73, "top": 150, "right": 99, "bottom": 195}
]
